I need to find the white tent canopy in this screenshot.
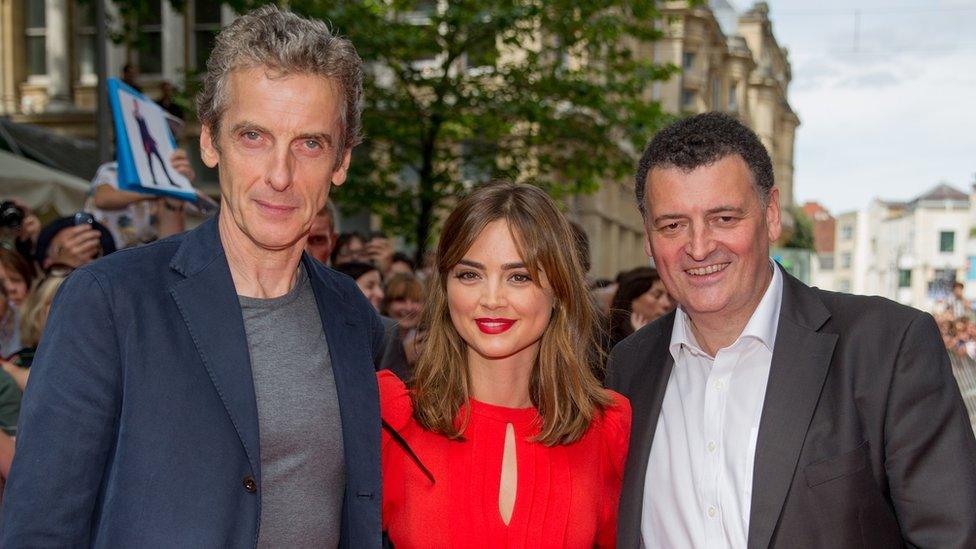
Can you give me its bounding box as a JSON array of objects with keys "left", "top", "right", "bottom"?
[{"left": 0, "top": 150, "right": 89, "bottom": 215}]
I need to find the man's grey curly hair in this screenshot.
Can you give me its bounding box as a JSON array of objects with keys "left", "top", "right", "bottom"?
[{"left": 196, "top": 4, "right": 364, "bottom": 158}]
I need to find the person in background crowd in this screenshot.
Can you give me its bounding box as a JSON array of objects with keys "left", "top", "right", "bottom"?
[
  {"left": 379, "top": 182, "right": 630, "bottom": 547},
  {"left": 389, "top": 252, "right": 415, "bottom": 276},
  {"left": 331, "top": 231, "right": 368, "bottom": 265},
  {"left": 607, "top": 112, "right": 976, "bottom": 548},
  {"left": 0, "top": 199, "right": 41, "bottom": 266},
  {"left": 0, "top": 275, "right": 67, "bottom": 390},
  {"left": 382, "top": 273, "right": 425, "bottom": 370},
  {"left": 607, "top": 267, "right": 673, "bottom": 349},
  {"left": 0, "top": 249, "right": 35, "bottom": 309},
  {"left": 306, "top": 200, "right": 337, "bottom": 265},
  {"left": 33, "top": 217, "right": 116, "bottom": 275},
  {"left": 0, "top": 284, "right": 20, "bottom": 360},
  {"left": 0, "top": 283, "right": 21, "bottom": 431},
  {"left": 121, "top": 63, "right": 142, "bottom": 93},
  {"left": 943, "top": 281, "right": 972, "bottom": 319},
  {"left": 0, "top": 6, "right": 383, "bottom": 545},
  {"left": 87, "top": 148, "right": 195, "bottom": 250},
  {"left": 156, "top": 81, "right": 185, "bottom": 121},
  {"left": 334, "top": 261, "right": 384, "bottom": 312}
]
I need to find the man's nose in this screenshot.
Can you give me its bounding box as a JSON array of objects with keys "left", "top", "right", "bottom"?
[
  {"left": 266, "top": 146, "right": 295, "bottom": 192},
  {"left": 686, "top": 224, "right": 716, "bottom": 262}
]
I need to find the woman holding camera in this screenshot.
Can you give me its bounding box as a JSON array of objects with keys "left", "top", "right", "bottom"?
[{"left": 378, "top": 182, "right": 630, "bottom": 548}]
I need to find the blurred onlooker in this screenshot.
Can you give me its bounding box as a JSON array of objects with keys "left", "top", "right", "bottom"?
[
  {"left": 121, "top": 63, "right": 142, "bottom": 92},
  {"left": 0, "top": 249, "right": 36, "bottom": 309},
  {"left": 5, "top": 274, "right": 66, "bottom": 380},
  {"left": 382, "top": 273, "right": 424, "bottom": 370},
  {"left": 87, "top": 149, "right": 195, "bottom": 250},
  {"left": 382, "top": 273, "right": 423, "bottom": 336},
  {"left": 331, "top": 232, "right": 367, "bottom": 265},
  {"left": 389, "top": 252, "right": 415, "bottom": 276},
  {"left": 306, "top": 201, "right": 337, "bottom": 265},
  {"left": 944, "top": 282, "right": 971, "bottom": 319},
  {"left": 332, "top": 261, "right": 384, "bottom": 312},
  {"left": 0, "top": 284, "right": 20, "bottom": 362},
  {"left": 607, "top": 267, "right": 673, "bottom": 348},
  {"left": 0, "top": 199, "right": 42, "bottom": 264},
  {"left": 364, "top": 232, "right": 394, "bottom": 276},
  {"left": 34, "top": 217, "right": 116, "bottom": 274},
  {"left": 156, "top": 81, "right": 185, "bottom": 121}
]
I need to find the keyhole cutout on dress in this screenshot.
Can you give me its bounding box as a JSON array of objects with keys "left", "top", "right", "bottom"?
[{"left": 498, "top": 422, "right": 517, "bottom": 526}]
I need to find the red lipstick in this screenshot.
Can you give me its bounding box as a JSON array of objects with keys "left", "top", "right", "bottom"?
[{"left": 475, "top": 318, "right": 516, "bottom": 334}]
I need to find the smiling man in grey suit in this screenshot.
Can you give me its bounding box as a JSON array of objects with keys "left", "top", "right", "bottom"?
[{"left": 606, "top": 112, "right": 976, "bottom": 548}]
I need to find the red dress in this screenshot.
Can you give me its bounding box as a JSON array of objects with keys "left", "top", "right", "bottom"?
[{"left": 378, "top": 370, "right": 631, "bottom": 548}]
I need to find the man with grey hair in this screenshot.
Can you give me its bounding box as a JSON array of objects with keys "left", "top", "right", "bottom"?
[
  {"left": 608, "top": 112, "right": 976, "bottom": 547},
  {"left": 0, "top": 6, "right": 383, "bottom": 547}
]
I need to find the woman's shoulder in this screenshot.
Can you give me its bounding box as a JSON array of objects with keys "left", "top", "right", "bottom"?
[
  {"left": 591, "top": 390, "right": 631, "bottom": 471},
  {"left": 377, "top": 369, "right": 415, "bottom": 431}
]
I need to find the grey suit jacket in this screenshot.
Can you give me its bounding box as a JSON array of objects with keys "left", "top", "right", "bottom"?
[{"left": 606, "top": 265, "right": 976, "bottom": 548}]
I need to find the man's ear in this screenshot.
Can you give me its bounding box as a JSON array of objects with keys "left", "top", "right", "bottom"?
[
  {"left": 330, "top": 148, "right": 352, "bottom": 188},
  {"left": 200, "top": 125, "right": 219, "bottom": 169},
  {"left": 766, "top": 187, "right": 782, "bottom": 242}
]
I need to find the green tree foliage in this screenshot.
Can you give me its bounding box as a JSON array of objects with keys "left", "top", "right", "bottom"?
[
  {"left": 291, "top": 0, "right": 676, "bottom": 257},
  {"left": 785, "top": 205, "right": 816, "bottom": 250},
  {"left": 121, "top": 0, "right": 679, "bottom": 258}
]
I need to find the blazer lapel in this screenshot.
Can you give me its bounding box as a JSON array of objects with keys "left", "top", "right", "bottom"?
[
  {"left": 303, "top": 256, "right": 380, "bottom": 495},
  {"left": 617, "top": 314, "right": 675, "bottom": 545},
  {"left": 747, "top": 269, "right": 837, "bottom": 549},
  {"left": 168, "top": 218, "right": 262, "bottom": 479}
]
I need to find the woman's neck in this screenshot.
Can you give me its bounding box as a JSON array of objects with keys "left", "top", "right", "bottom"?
[{"left": 466, "top": 345, "right": 537, "bottom": 409}]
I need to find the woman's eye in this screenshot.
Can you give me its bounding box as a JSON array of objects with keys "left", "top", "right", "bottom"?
[
  {"left": 510, "top": 273, "right": 532, "bottom": 283},
  {"left": 455, "top": 271, "right": 479, "bottom": 281}
]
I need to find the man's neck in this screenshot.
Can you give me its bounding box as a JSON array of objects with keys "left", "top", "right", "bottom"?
[
  {"left": 219, "top": 215, "right": 304, "bottom": 299},
  {"left": 685, "top": 265, "right": 774, "bottom": 357}
]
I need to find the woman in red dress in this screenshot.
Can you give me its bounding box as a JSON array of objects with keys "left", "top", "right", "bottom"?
[{"left": 379, "top": 182, "right": 631, "bottom": 548}]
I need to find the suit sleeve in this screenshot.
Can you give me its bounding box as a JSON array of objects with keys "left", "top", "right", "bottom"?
[
  {"left": 0, "top": 269, "right": 123, "bottom": 547},
  {"left": 884, "top": 312, "right": 976, "bottom": 548}
]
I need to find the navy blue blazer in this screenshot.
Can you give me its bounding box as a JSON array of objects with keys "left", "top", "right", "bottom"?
[{"left": 0, "top": 217, "right": 384, "bottom": 547}]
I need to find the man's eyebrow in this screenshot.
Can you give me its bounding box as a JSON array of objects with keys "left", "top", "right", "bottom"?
[
  {"left": 229, "top": 121, "right": 270, "bottom": 135},
  {"left": 651, "top": 206, "right": 746, "bottom": 224}
]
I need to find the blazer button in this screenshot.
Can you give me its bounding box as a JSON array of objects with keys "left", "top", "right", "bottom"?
[{"left": 242, "top": 476, "right": 257, "bottom": 493}]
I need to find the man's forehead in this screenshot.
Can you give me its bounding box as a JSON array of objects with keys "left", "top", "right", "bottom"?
[{"left": 222, "top": 67, "right": 341, "bottom": 125}]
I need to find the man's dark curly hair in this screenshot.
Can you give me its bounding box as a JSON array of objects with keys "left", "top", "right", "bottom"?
[{"left": 634, "top": 112, "right": 774, "bottom": 217}]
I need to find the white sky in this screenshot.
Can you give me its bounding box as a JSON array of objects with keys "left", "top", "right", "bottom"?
[{"left": 734, "top": 0, "right": 976, "bottom": 214}]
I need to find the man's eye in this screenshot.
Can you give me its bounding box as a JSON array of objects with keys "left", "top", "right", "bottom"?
[
  {"left": 305, "top": 140, "right": 322, "bottom": 149},
  {"left": 242, "top": 131, "right": 260, "bottom": 140}
]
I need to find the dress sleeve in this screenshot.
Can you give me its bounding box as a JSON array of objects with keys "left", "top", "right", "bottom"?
[
  {"left": 377, "top": 369, "right": 413, "bottom": 433},
  {"left": 597, "top": 389, "right": 632, "bottom": 548}
]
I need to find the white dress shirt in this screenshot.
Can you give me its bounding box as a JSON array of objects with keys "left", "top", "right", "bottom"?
[{"left": 641, "top": 263, "right": 783, "bottom": 549}]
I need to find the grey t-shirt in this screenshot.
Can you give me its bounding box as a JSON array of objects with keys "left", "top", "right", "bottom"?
[{"left": 239, "top": 265, "right": 344, "bottom": 548}]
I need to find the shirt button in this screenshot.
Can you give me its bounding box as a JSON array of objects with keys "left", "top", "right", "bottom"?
[
  {"left": 707, "top": 441, "right": 717, "bottom": 453},
  {"left": 242, "top": 475, "right": 257, "bottom": 493},
  {"left": 707, "top": 506, "right": 717, "bottom": 518},
  {"left": 714, "top": 380, "right": 725, "bottom": 390}
]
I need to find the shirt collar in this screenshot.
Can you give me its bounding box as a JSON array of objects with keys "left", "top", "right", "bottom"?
[{"left": 669, "top": 259, "right": 784, "bottom": 360}]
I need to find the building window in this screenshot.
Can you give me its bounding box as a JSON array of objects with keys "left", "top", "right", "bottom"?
[
  {"left": 75, "top": 2, "right": 97, "bottom": 78},
  {"left": 25, "top": 0, "right": 47, "bottom": 77},
  {"left": 819, "top": 254, "right": 834, "bottom": 271},
  {"left": 680, "top": 89, "right": 695, "bottom": 109},
  {"left": 840, "top": 252, "right": 852, "bottom": 269},
  {"left": 898, "top": 269, "right": 911, "bottom": 288},
  {"left": 193, "top": 0, "right": 222, "bottom": 71},
  {"left": 710, "top": 78, "right": 720, "bottom": 109},
  {"left": 682, "top": 51, "right": 695, "bottom": 70},
  {"left": 137, "top": 0, "right": 164, "bottom": 75},
  {"left": 940, "top": 230, "right": 955, "bottom": 253},
  {"left": 840, "top": 224, "right": 853, "bottom": 240},
  {"left": 728, "top": 84, "right": 738, "bottom": 111},
  {"left": 839, "top": 279, "right": 851, "bottom": 293}
]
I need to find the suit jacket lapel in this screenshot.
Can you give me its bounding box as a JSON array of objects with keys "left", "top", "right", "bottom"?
[
  {"left": 747, "top": 269, "right": 837, "bottom": 549},
  {"left": 303, "top": 256, "right": 380, "bottom": 497},
  {"left": 617, "top": 314, "right": 675, "bottom": 546},
  {"left": 168, "top": 217, "right": 262, "bottom": 479}
]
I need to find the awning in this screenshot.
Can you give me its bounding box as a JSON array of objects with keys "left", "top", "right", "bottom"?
[{"left": 0, "top": 150, "right": 89, "bottom": 215}]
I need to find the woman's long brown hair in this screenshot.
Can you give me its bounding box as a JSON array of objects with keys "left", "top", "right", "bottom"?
[{"left": 411, "top": 182, "right": 610, "bottom": 446}]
